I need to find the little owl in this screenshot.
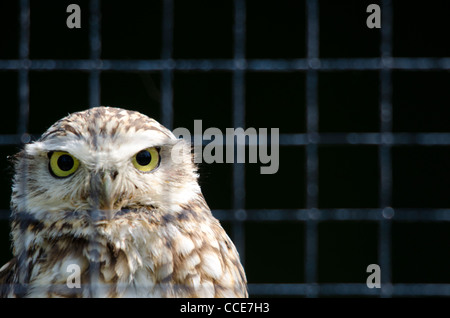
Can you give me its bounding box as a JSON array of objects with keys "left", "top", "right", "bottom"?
[{"left": 0, "top": 106, "right": 247, "bottom": 297}]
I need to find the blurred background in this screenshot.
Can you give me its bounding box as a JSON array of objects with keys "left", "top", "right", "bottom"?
[{"left": 0, "top": 0, "right": 450, "bottom": 297}]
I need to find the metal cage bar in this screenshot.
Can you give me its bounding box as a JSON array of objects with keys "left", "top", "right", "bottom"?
[
  {"left": 231, "top": 0, "right": 247, "bottom": 266},
  {"left": 88, "top": 0, "right": 101, "bottom": 108},
  {"left": 378, "top": 0, "right": 393, "bottom": 298},
  {"left": 161, "top": 0, "right": 174, "bottom": 130},
  {"left": 304, "top": 0, "right": 319, "bottom": 297},
  {"left": 2, "top": 57, "right": 450, "bottom": 71},
  {"left": 17, "top": 0, "right": 30, "bottom": 137}
]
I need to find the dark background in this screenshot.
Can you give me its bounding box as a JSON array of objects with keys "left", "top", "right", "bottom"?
[{"left": 1, "top": 0, "right": 450, "bottom": 294}]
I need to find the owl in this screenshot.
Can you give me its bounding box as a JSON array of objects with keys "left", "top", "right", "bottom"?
[{"left": 0, "top": 106, "right": 247, "bottom": 298}]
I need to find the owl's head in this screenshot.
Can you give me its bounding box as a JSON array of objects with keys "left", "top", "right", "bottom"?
[{"left": 11, "top": 107, "right": 199, "bottom": 223}]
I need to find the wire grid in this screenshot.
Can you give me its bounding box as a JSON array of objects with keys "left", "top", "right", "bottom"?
[{"left": 1, "top": 0, "right": 450, "bottom": 297}]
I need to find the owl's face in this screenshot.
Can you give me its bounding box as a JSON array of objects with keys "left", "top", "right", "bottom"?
[{"left": 11, "top": 107, "right": 198, "bottom": 223}]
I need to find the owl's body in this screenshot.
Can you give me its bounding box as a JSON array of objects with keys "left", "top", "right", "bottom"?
[{"left": 0, "top": 107, "right": 247, "bottom": 297}]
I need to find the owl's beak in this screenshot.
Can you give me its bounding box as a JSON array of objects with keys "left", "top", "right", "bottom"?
[{"left": 89, "top": 170, "right": 116, "bottom": 221}]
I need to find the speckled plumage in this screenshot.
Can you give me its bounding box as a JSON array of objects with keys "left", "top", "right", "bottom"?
[{"left": 0, "top": 107, "right": 247, "bottom": 298}]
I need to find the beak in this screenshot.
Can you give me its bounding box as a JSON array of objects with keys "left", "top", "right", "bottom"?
[{"left": 89, "top": 170, "right": 116, "bottom": 221}]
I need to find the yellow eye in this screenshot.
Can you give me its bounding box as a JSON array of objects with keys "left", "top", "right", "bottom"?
[
  {"left": 132, "top": 147, "right": 160, "bottom": 172},
  {"left": 48, "top": 151, "right": 80, "bottom": 178}
]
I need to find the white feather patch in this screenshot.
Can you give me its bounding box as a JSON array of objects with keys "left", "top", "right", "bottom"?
[
  {"left": 201, "top": 252, "right": 223, "bottom": 280},
  {"left": 174, "top": 235, "right": 195, "bottom": 256}
]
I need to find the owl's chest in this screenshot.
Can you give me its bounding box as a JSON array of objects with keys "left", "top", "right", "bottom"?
[
  {"left": 75, "top": 232, "right": 177, "bottom": 297},
  {"left": 24, "top": 227, "right": 171, "bottom": 297},
  {"left": 23, "top": 215, "right": 232, "bottom": 297}
]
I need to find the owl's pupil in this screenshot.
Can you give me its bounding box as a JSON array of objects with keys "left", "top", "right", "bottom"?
[
  {"left": 136, "top": 150, "right": 152, "bottom": 166},
  {"left": 57, "top": 155, "right": 74, "bottom": 171}
]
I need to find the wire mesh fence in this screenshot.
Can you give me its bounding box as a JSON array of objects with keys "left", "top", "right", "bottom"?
[{"left": 1, "top": 0, "right": 450, "bottom": 297}]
